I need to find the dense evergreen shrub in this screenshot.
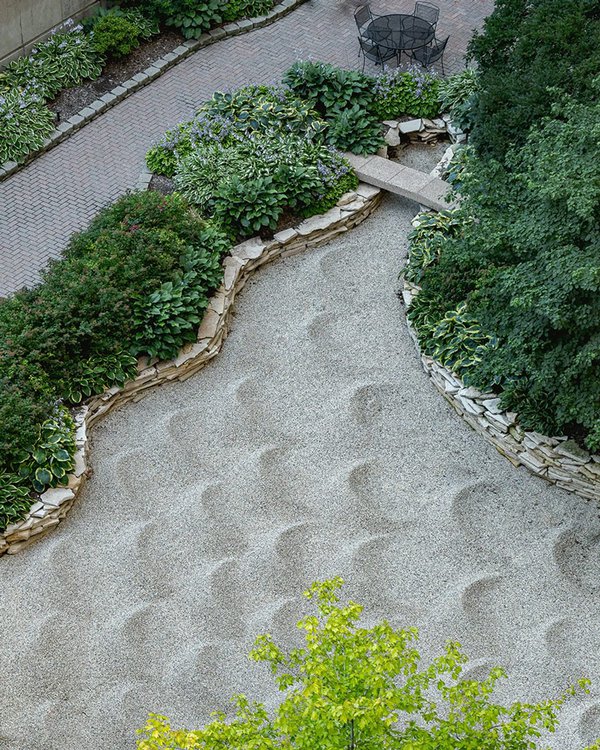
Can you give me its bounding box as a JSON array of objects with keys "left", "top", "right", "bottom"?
[
  {"left": 0, "top": 192, "right": 230, "bottom": 529},
  {"left": 408, "top": 83, "right": 600, "bottom": 450},
  {"left": 86, "top": 8, "right": 158, "bottom": 58},
  {"left": 468, "top": 0, "right": 600, "bottom": 161}
]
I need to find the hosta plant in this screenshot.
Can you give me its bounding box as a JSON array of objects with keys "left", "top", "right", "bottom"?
[
  {"left": 326, "top": 103, "right": 383, "bottom": 155},
  {"left": 214, "top": 175, "right": 286, "bottom": 238},
  {"left": 18, "top": 406, "right": 76, "bottom": 494},
  {"left": 133, "top": 229, "right": 230, "bottom": 360},
  {"left": 409, "top": 299, "right": 497, "bottom": 380},
  {"left": 166, "top": 0, "right": 222, "bottom": 38},
  {"left": 0, "top": 474, "right": 33, "bottom": 532},
  {"left": 404, "top": 209, "right": 470, "bottom": 284},
  {"left": 283, "top": 60, "right": 374, "bottom": 115},
  {"left": 438, "top": 68, "right": 479, "bottom": 132},
  {"left": 0, "top": 88, "right": 55, "bottom": 163},
  {"left": 222, "top": 0, "right": 273, "bottom": 21},
  {"left": 372, "top": 66, "right": 441, "bottom": 120},
  {"left": 4, "top": 30, "right": 103, "bottom": 101},
  {"left": 57, "top": 352, "right": 139, "bottom": 404}
]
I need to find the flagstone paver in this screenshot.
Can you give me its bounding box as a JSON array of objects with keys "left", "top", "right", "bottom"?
[{"left": 0, "top": 0, "right": 492, "bottom": 296}]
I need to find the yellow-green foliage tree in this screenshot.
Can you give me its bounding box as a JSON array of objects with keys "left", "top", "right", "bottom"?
[{"left": 137, "top": 578, "right": 599, "bottom": 750}]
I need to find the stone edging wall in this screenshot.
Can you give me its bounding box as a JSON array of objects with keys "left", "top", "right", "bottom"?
[
  {"left": 402, "top": 194, "right": 600, "bottom": 502},
  {"left": 0, "top": 0, "right": 307, "bottom": 182},
  {"left": 0, "top": 183, "right": 382, "bottom": 556}
]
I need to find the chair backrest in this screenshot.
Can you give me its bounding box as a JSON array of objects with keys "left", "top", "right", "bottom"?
[
  {"left": 414, "top": 1, "right": 439, "bottom": 26},
  {"left": 354, "top": 4, "right": 372, "bottom": 32},
  {"left": 426, "top": 34, "right": 449, "bottom": 62}
]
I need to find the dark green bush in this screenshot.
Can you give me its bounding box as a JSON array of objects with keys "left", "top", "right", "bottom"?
[
  {"left": 166, "top": 0, "right": 222, "bottom": 38},
  {"left": 283, "top": 61, "right": 374, "bottom": 114},
  {"left": 0, "top": 191, "right": 231, "bottom": 529},
  {"left": 214, "top": 175, "right": 286, "bottom": 238},
  {"left": 409, "top": 82, "right": 600, "bottom": 450},
  {"left": 120, "top": 0, "right": 222, "bottom": 37},
  {"left": 88, "top": 13, "right": 145, "bottom": 58},
  {"left": 468, "top": 0, "right": 600, "bottom": 161},
  {"left": 326, "top": 103, "right": 383, "bottom": 155}
]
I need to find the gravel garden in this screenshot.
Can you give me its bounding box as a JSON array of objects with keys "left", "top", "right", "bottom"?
[{"left": 0, "top": 0, "right": 599, "bottom": 748}]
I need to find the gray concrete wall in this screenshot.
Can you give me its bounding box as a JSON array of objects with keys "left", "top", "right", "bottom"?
[{"left": 0, "top": 0, "right": 101, "bottom": 67}]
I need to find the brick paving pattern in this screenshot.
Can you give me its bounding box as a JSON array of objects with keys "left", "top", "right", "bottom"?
[{"left": 0, "top": 0, "right": 492, "bottom": 296}]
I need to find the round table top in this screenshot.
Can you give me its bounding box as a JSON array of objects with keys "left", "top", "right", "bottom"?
[{"left": 366, "top": 13, "right": 434, "bottom": 51}]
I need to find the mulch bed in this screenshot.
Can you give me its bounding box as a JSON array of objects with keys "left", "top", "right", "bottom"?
[{"left": 48, "top": 30, "right": 184, "bottom": 122}]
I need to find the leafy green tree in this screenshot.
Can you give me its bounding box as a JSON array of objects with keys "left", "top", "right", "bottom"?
[
  {"left": 136, "top": 578, "right": 597, "bottom": 750},
  {"left": 468, "top": 0, "right": 600, "bottom": 161}
]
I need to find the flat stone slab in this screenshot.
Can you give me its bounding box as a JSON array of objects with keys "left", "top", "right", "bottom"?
[{"left": 348, "top": 154, "right": 457, "bottom": 211}]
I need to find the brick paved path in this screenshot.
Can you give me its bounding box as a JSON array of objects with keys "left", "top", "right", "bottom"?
[{"left": 0, "top": 0, "right": 492, "bottom": 295}]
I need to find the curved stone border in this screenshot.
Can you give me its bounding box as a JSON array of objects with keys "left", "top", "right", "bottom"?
[
  {"left": 401, "top": 178, "right": 600, "bottom": 502},
  {"left": 0, "top": 0, "right": 307, "bottom": 183},
  {"left": 0, "top": 183, "right": 382, "bottom": 556}
]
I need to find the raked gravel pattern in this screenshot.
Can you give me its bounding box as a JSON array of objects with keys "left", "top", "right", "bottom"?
[{"left": 1, "top": 195, "right": 600, "bottom": 750}]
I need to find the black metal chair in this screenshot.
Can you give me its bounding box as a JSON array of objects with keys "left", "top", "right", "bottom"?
[
  {"left": 357, "top": 36, "right": 397, "bottom": 72},
  {"left": 354, "top": 5, "right": 373, "bottom": 35},
  {"left": 413, "top": 1, "right": 440, "bottom": 28},
  {"left": 408, "top": 34, "right": 449, "bottom": 74}
]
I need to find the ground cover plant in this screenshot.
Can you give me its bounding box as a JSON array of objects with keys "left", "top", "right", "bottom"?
[
  {"left": 120, "top": 0, "right": 274, "bottom": 38},
  {"left": 0, "top": 191, "right": 230, "bottom": 531},
  {"left": 405, "top": 0, "right": 600, "bottom": 451},
  {"left": 145, "top": 62, "right": 454, "bottom": 238},
  {"left": 137, "top": 577, "right": 599, "bottom": 750},
  {"left": 146, "top": 83, "right": 358, "bottom": 239}
]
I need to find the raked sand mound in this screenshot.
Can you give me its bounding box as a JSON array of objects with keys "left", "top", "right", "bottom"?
[{"left": 1, "top": 195, "right": 600, "bottom": 750}]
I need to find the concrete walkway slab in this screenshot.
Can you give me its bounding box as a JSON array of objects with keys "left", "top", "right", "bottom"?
[{"left": 349, "top": 154, "right": 457, "bottom": 211}]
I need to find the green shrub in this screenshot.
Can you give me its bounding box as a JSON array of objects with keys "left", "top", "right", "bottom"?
[
  {"left": 0, "top": 474, "right": 33, "bottom": 531},
  {"left": 132, "top": 226, "right": 230, "bottom": 359},
  {"left": 283, "top": 60, "right": 374, "bottom": 114},
  {"left": 222, "top": 0, "right": 273, "bottom": 21},
  {"left": 0, "top": 191, "right": 231, "bottom": 528},
  {"left": 5, "top": 30, "right": 103, "bottom": 100},
  {"left": 0, "top": 350, "right": 56, "bottom": 474},
  {"left": 137, "top": 578, "right": 597, "bottom": 750},
  {"left": 0, "top": 88, "right": 55, "bottom": 163},
  {"left": 84, "top": 5, "right": 158, "bottom": 37},
  {"left": 299, "top": 170, "right": 358, "bottom": 218},
  {"left": 214, "top": 175, "right": 286, "bottom": 238},
  {"left": 372, "top": 67, "right": 441, "bottom": 120},
  {"left": 88, "top": 13, "right": 145, "bottom": 58},
  {"left": 326, "top": 103, "right": 383, "bottom": 155},
  {"left": 166, "top": 0, "right": 222, "bottom": 38},
  {"left": 468, "top": 0, "right": 600, "bottom": 161},
  {"left": 409, "top": 81, "right": 600, "bottom": 450}
]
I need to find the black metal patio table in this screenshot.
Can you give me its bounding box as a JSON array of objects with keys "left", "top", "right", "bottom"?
[{"left": 365, "top": 13, "right": 434, "bottom": 62}]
